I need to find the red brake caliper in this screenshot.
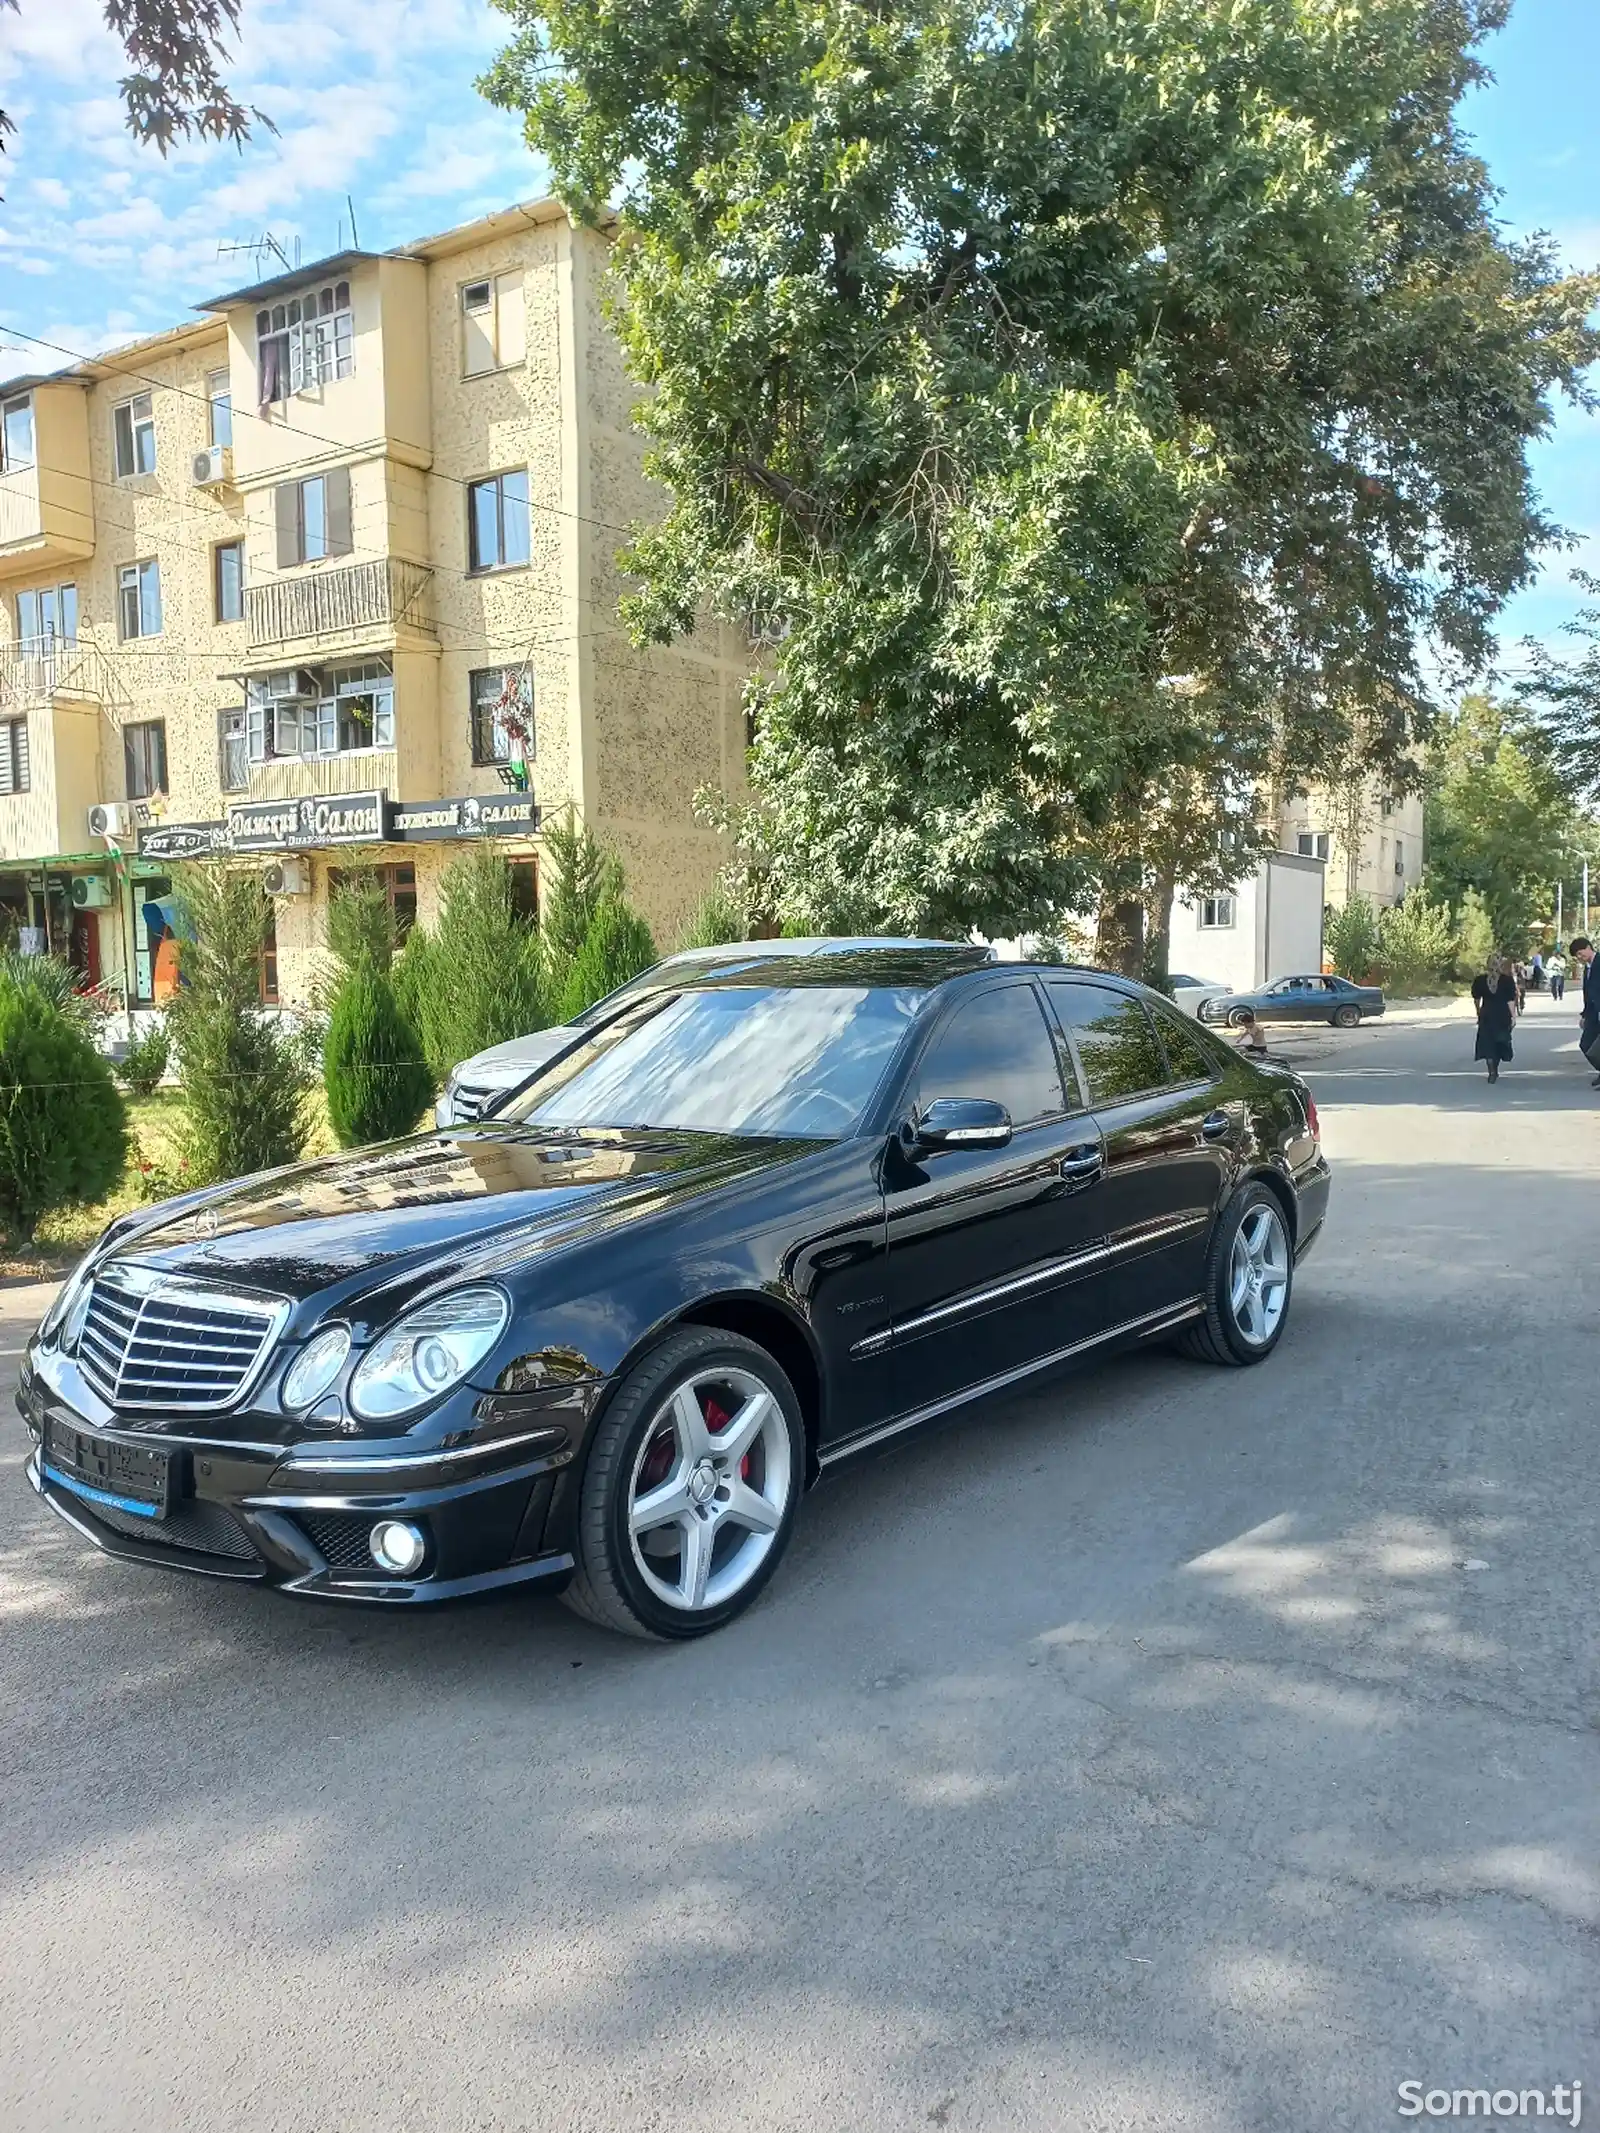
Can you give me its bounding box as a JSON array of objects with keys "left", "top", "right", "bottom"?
[{"left": 703, "top": 1394, "right": 753, "bottom": 1480}]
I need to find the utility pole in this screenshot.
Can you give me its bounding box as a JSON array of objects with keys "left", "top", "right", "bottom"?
[
  {"left": 1585, "top": 860, "right": 1591, "bottom": 936},
  {"left": 1556, "top": 881, "right": 1563, "bottom": 943}
]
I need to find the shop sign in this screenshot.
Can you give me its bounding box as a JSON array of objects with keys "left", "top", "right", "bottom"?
[
  {"left": 389, "top": 794, "right": 540, "bottom": 841},
  {"left": 138, "top": 792, "right": 540, "bottom": 861}
]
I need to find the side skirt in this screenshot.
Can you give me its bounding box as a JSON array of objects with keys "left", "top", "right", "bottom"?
[{"left": 818, "top": 1296, "right": 1204, "bottom": 1470}]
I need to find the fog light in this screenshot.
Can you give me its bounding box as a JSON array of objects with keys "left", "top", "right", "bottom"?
[{"left": 369, "top": 1519, "right": 427, "bottom": 1576}]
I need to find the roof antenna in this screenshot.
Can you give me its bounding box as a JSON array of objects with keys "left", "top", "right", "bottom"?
[
  {"left": 347, "top": 195, "right": 361, "bottom": 250},
  {"left": 217, "top": 231, "right": 293, "bottom": 276}
]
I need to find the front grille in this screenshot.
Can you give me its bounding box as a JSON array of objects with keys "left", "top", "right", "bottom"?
[
  {"left": 76, "top": 1272, "right": 284, "bottom": 1413},
  {"left": 297, "top": 1512, "right": 378, "bottom": 1571},
  {"left": 76, "top": 1493, "right": 261, "bottom": 1563},
  {"left": 449, "top": 1080, "right": 499, "bottom": 1123}
]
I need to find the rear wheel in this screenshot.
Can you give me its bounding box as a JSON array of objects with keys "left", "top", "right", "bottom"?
[
  {"left": 561, "top": 1326, "right": 805, "bottom": 1640},
  {"left": 1174, "top": 1182, "right": 1293, "bottom": 1367},
  {"left": 1332, "top": 1004, "right": 1361, "bottom": 1029},
  {"left": 1225, "top": 1006, "right": 1254, "bottom": 1029}
]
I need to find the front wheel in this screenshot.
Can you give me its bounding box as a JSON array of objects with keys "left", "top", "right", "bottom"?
[
  {"left": 561, "top": 1326, "right": 805, "bottom": 1640},
  {"left": 1174, "top": 1183, "right": 1294, "bottom": 1366},
  {"left": 1226, "top": 1006, "right": 1255, "bottom": 1029},
  {"left": 1332, "top": 1004, "right": 1361, "bottom": 1029}
]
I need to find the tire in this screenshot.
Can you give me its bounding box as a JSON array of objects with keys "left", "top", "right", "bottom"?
[
  {"left": 1225, "top": 1006, "right": 1254, "bottom": 1029},
  {"left": 1332, "top": 1004, "right": 1361, "bottom": 1029},
  {"left": 561, "top": 1326, "right": 805, "bottom": 1641},
  {"left": 1173, "top": 1182, "right": 1294, "bottom": 1367}
]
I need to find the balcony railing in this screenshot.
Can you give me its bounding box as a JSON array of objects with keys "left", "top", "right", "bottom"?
[
  {"left": 246, "top": 557, "right": 434, "bottom": 650},
  {"left": 0, "top": 638, "right": 119, "bottom": 714}
]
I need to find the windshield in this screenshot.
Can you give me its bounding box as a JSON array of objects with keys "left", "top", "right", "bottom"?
[{"left": 501, "top": 985, "right": 924, "bottom": 1138}]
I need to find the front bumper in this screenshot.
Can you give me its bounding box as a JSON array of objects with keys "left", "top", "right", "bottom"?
[{"left": 18, "top": 1366, "right": 602, "bottom": 1605}]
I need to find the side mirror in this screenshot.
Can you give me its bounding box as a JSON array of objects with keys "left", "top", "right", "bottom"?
[{"left": 909, "top": 1097, "right": 1013, "bottom": 1153}]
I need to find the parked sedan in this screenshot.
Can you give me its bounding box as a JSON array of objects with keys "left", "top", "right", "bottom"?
[
  {"left": 21, "top": 947, "right": 1329, "bottom": 1641},
  {"left": 1167, "top": 972, "right": 1232, "bottom": 1018},
  {"left": 1200, "top": 973, "right": 1385, "bottom": 1030}
]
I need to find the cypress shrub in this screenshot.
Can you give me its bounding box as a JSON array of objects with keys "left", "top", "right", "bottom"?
[
  {"left": 676, "top": 880, "right": 747, "bottom": 951},
  {"left": 115, "top": 1022, "right": 171, "bottom": 1096},
  {"left": 323, "top": 962, "right": 435, "bottom": 1146},
  {"left": 559, "top": 894, "right": 659, "bottom": 1022},
  {"left": 0, "top": 979, "right": 128, "bottom": 1242},
  {"left": 539, "top": 811, "right": 619, "bottom": 1012},
  {"left": 168, "top": 867, "right": 310, "bottom": 1185},
  {"left": 326, "top": 868, "right": 398, "bottom": 978},
  {"left": 428, "top": 847, "right": 543, "bottom": 1071}
]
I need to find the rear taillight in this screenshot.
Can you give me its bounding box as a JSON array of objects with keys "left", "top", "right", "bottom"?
[{"left": 1304, "top": 1093, "right": 1320, "bottom": 1141}]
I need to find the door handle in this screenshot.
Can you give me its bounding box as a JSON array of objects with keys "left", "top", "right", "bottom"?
[
  {"left": 1059, "top": 1144, "right": 1104, "bottom": 1184},
  {"left": 1200, "top": 1110, "right": 1232, "bottom": 1143}
]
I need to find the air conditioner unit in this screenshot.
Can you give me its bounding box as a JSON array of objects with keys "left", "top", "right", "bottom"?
[
  {"left": 264, "top": 858, "right": 311, "bottom": 897},
  {"left": 262, "top": 669, "right": 321, "bottom": 702},
  {"left": 88, "top": 801, "right": 133, "bottom": 839},
  {"left": 192, "top": 444, "right": 233, "bottom": 489},
  {"left": 70, "top": 875, "right": 113, "bottom": 910}
]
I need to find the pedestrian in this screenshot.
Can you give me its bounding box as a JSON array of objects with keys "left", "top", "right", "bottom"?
[
  {"left": 1548, "top": 946, "right": 1567, "bottom": 1002},
  {"left": 1570, "top": 936, "right": 1600, "bottom": 1086},
  {"left": 1233, "top": 1009, "right": 1269, "bottom": 1057},
  {"left": 1531, "top": 950, "right": 1544, "bottom": 992},
  {"left": 1471, "top": 951, "right": 1518, "bottom": 1084},
  {"left": 1513, "top": 960, "right": 1527, "bottom": 1013}
]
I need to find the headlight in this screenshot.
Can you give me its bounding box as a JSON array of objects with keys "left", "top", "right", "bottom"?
[
  {"left": 348, "top": 1287, "right": 509, "bottom": 1421},
  {"left": 282, "top": 1325, "right": 352, "bottom": 1410}
]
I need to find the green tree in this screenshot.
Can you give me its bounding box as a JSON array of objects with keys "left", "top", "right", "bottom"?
[
  {"left": 168, "top": 866, "right": 309, "bottom": 1184},
  {"left": 1453, "top": 887, "right": 1496, "bottom": 976},
  {"left": 114, "top": 1022, "right": 171, "bottom": 1097},
  {"left": 559, "top": 894, "right": 658, "bottom": 1021},
  {"left": 538, "top": 811, "right": 620, "bottom": 1011},
  {"left": 1377, "top": 892, "right": 1456, "bottom": 996},
  {"left": 0, "top": 978, "right": 127, "bottom": 1242},
  {"left": 486, "top": 0, "right": 1598, "bottom": 961},
  {"left": 1524, "top": 572, "right": 1600, "bottom": 803},
  {"left": 1423, "top": 695, "right": 1580, "bottom": 952},
  {"left": 676, "top": 879, "right": 747, "bottom": 951},
  {"left": 325, "top": 868, "right": 399, "bottom": 980},
  {"left": 398, "top": 847, "right": 543, "bottom": 1083},
  {"left": 1326, "top": 897, "right": 1381, "bottom": 982},
  {"left": 323, "top": 962, "right": 434, "bottom": 1147}
]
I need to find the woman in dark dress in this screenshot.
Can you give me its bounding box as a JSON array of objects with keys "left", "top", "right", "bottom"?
[{"left": 1471, "top": 952, "right": 1518, "bottom": 1083}]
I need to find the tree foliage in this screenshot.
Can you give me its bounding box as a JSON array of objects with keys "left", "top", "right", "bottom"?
[
  {"left": 0, "top": 977, "right": 127, "bottom": 1243},
  {"left": 558, "top": 894, "right": 658, "bottom": 1022},
  {"left": 394, "top": 847, "right": 543, "bottom": 1084},
  {"left": 168, "top": 866, "right": 309, "bottom": 1184},
  {"left": 1523, "top": 571, "right": 1600, "bottom": 803},
  {"left": 1326, "top": 896, "right": 1381, "bottom": 982},
  {"left": 1423, "top": 694, "right": 1584, "bottom": 952},
  {"left": 486, "top": 0, "right": 1599, "bottom": 950},
  {"left": 323, "top": 963, "right": 434, "bottom": 1148},
  {"left": 1, "top": 1, "right": 266, "bottom": 170},
  {"left": 1453, "top": 886, "right": 1497, "bottom": 975},
  {"left": 676, "top": 879, "right": 748, "bottom": 951},
  {"left": 1377, "top": 892, "right": 1456, "bottom": 995},
  {"left": 538, "top": 810, "right": 620, "bottom": 1010},
  {"left": 114, "top": 1022, "right": 171, "bottom": 1096}
]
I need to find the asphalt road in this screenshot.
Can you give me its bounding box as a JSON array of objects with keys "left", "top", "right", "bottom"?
[{"left": 1, "top": 996, "right": 1594, "bottom": 2133}]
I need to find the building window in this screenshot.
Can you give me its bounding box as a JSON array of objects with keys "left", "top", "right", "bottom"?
[
  {"left": 508, "top": 858, "right": 538, "bottom": 924},
  {"left": 214, "top": 540, "right": 245, "bottom": 623},
  {"left": 469, "top": 666, "right": 534, "bottom": 767},
  {"left": 256, "top": 279, "right": 354, "bottom": 406},
  {"left": 1380, "top": 792, "right": 1398, "bottom": 817},
  {"left": 461, "top": 273, "right": 526, "bottom": 377},
  {"left": 1394, "top": 840, "right": 1405, "bottom": 877},
  {"left": 260, "top": 899, "right": 279, "bottom": 1004},
  {"left": 218, "top": 707, "right": 248, "bottom": 793},
  {"left": 1, "top": 392, "right": 34, "bottom": 472},
  {"left": 246, "top": 661, "right": 394, "bottom": 763},
  {"left": 207, "top": 368, "right": 233, "bottom": 449},
  {"left": 113, "top": 391, "right": 157, "bottom": 478},
  {"left": 16, "top": 582, "right": 77, "bottom": 651},
  {"left": 0, "top": 718, "right": 30, "bottom": 796},
  {"left": 124, "top": 720, "right": 168, "bottom": 800},
  {"left": 467, "top": 469, "right": 530, "bottom": 573},
  {"left": 1296, "top": 832, "right": 1330, "bottom": 860},
  {"left": 118, "top": 558, "right": 162, "bottom": 639},
  {"left": 1198, "top": 895, "right": 1236, "bottom": 930},
  {"left": 329, "top": 862, "right": 417, "bottom": 941},
  {"left": 274, "top": 467, "right": 352, "bottom": 567}
]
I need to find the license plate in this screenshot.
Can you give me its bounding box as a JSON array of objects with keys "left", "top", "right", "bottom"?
[{"left": 45, "top": 1420, "right": 173, "bottom": 1520}]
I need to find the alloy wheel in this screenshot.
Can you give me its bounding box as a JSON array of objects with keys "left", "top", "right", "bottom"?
[
  {"left": 1228, "top": 1204, "right": 1290, "bottom": 1348},
  {"left": 626, "top": 1367, "right": 793, "bottom": 1613}
]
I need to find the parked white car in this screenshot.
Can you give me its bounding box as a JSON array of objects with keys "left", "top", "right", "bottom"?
[
  {"left": 435, "top": 937, "right": 978, "bottom": 1126},
  {"left": 1167, "top": 972, "right": 1233, "bottom": 1018}
]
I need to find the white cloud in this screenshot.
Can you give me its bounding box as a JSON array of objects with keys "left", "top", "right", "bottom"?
[{"left": 32, "top": 177, "right": 72, "bottom": 210}]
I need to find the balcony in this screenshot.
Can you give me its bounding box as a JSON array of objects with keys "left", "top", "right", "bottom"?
[
  {"left": 246, "top": 557, "right": 433, "bottom": 652},
  {"left": 0, "top": 384, "right": 95, "bottom": 580},
  {"left": 0, "top": 639, "right": 119, "bottom": 718},
  {"left": 0, "top": 651, "right": 107, "bottom": 865}
]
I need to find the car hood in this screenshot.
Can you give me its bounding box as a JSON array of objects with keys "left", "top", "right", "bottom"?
[{"left": 98, "top": 1125, "right": 814, "bottom": 1310}]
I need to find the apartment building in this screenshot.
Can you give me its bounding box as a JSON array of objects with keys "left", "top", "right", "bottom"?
[
  {"left": 1275, "top": 783, "right": 1426, "bottom": 911},
  {"left": 0, "top": 198, "right": 748, "bottom": 1012}
]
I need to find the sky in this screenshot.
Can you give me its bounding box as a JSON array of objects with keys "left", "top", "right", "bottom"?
[{"left": 0, "top": 0, "right": 1596, "bottom": 669}]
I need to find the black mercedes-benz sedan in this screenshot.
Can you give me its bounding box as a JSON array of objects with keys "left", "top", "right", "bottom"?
[{"left": 20, "top": 945, "right": 1330, "bottom": 1640}]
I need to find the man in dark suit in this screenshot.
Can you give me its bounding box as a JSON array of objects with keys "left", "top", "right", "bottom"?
[{"left": 1570, "top": 936, "right": 1600, "bottom": 1086}]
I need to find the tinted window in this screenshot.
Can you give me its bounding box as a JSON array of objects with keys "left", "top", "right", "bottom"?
[
  {"left": 1148, "top": 1002, "right": 1221, "bottom": 1084},
  {"left": 1048, "top": 982, "right": 1169, "bottom": 1104},
  {"left": 916, "top": 984, "right": 1066, "bottom": 1127},
  {"left": 506, "top": 985, "right": 922, "bottom": 1138}
]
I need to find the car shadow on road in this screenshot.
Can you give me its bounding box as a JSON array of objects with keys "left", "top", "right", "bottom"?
[{"left": 0, "top": 1163, "right": 1594, "bottom": 2129}]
